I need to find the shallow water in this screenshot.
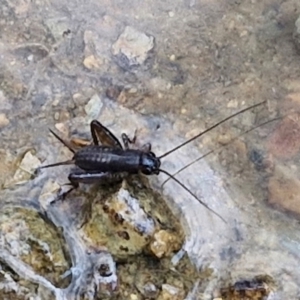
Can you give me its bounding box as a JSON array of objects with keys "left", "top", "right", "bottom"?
[{"left": 1, "top": 0, "right": 300, "bottom": 299}]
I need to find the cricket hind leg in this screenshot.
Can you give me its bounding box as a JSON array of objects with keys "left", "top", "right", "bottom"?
[
  {"left": 90, "top": 120, "right": 123, "bottom": 149},
  {"left": 50, "top": 181, "right": 79, "bottom": 204}
]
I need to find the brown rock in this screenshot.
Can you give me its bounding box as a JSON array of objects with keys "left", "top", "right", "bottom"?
[
  {"left": 268, "top": 167, "right": 300, "bottom": 216},
  {"left": 267, "top": 113, "right": 300, "bottom": 159}
]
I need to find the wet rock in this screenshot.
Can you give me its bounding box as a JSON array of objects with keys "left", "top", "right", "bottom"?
[
  {"left": 0, "top": 113, "right": 9, "bottom": 128},
  {"left": 112, "top": 26, "right": 154, "bottom": 67},
  {"left": 84, "top": 94, "right": 103, "bottom": 120},
  {"left": 293, "top": 15, "right": 300, "bottom": 53}
]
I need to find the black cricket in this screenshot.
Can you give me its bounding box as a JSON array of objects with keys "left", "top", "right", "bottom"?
[{"left": 39, "top": 101, "right": 266, "bottom": 223}]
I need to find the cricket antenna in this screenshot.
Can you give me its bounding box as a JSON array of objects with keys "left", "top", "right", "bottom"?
[
  {"left": 39, "top": 159, "right": 75, "bottom": 170},
  {"left": 161, "top": 116, "right": 282, "bottom": 188},
  {"left": 48, "top": 129, "right": 76, "bottom": 154},
  {"left": 37, "top": 129, "right": 76, "bottom": 171},
  {"left": 158, "top": 101, "right": 266, "bottom": 159},
  {"left": 159, "top": 168, "right": 227, "bottom": 223}
]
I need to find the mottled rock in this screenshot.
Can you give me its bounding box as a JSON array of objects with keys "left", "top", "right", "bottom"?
[{"left": 81, "top": 179, "right": 183, "bottom": 260}]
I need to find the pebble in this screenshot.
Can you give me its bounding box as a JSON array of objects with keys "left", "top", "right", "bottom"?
[
  {"left": 112, "top": 26, "right": 154, "bottom": 66},
  {"left": 227, "top": 99, "right": 238, "bottom": 108},
  {"left": 159, "top": 284, "right": 185, "bottom": 300},
  {"left": 83, "top": 55, "right": 103, "bottom": 70},
  {"left": 4, "top": 151, "right": 41, "bottom": 188},
  {"left": 84, "top": 94, "right": 103, "bottom": 120},
  {"left": 169, "top": 54, "right": 176, "bottom": 61},
  {"left": 0, "top": 113, "right": 9, "bottom": 128},
  {"left": 72, "top": 93, "right": 87, "bottom": 106},
  {"left": 54, "top": 123, "right": 69, "bottom": 136}
]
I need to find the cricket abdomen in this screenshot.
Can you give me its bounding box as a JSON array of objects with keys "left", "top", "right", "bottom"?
[{"left": 74, "top": 146, "right": 141, "bottom": 173}]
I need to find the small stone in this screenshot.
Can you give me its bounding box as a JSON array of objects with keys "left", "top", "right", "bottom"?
[
  {"left": 159, "top": 284, "right": 185, "bottom": 300},
  {"left": 128, "top": 87, "right": 137, "bottom": 94},
  {"left": 130, "top": 294, "right": 138, "bottom": 300},
  {"left": 54, "top": 112, "right": 60, "bottom": 120},
  {"left": 169, "top": 54, "right": 176, "bottom": 61},
  {"left": 83, "top": 55, "right": 103, "bottom": 70},
  {"left": 18, "top": 151, "right": 41, "bottom": 173},
  {"left": 72, "top": 93, "right": 86, "bottom": 106},
  {"left": 52, "top": 99, "right": 60, "bottom": 106},
  {"left": 240, "top": 30, "right": 248, "bottom": 37},
  {"left": 227, "top": 99, "right": 238, "bottom": 108},
  {"left": 0, "top": 113, "right": 9, "bottom": 128},
  {"left": 168, "top": 11, "right": 175, "bottom": 17},
  {"left": 84, "top": 94, "right": 103, "bottom": 120},
  {"left": 55, "top": 123, "right": 69, "bottom": 136},
  {"left": 217, "top": 133, "right": 232, "bottom": 145},
  {"left": 181, "top": 108, "right": 187, "bottom": 114},
  {"left": 150, "top": 230, "right": 181, "bottom": 258},
  {"left": 112, "top": 26, "right": 154, "bottom": 66},
  {"left": 4, "top": 151, "right": 41, "bottom": 188}
]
